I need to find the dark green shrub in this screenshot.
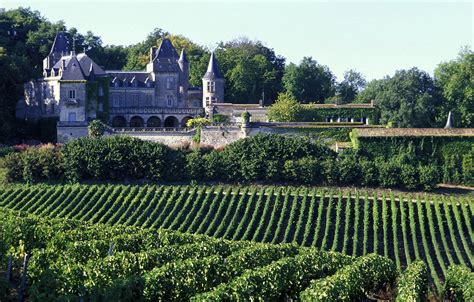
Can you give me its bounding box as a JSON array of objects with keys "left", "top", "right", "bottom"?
[
  {"left": 337, "top": 152, "right": 361, "bottom": 185},
  {"left": 220, "top": 134, "right": 334, "bottom": 182},
  {"left": 3, "top": 144, "right": 63, "bottom": 183},
  {"left": 186, "top": 151, "right": 206, "bottom": 180},
  {"left": 88, "top": 120, "right": 106, "bottom": 138},
  {"left": 359, "top": 159, "right": 379, "bottom": 187},
  {"left": 396, "top": 261, "right": 428, "bottom": 302},
  {"left": 418, "top": 164, "right": 439, "bottom": 191},
  {"left": 284, "top": 157, "right": 320, "bottom": 184},
  {"left": 62, "top": 136, "right": 178, "bottom": 182},
  {"left": 322, "top": 158, "right": 339, "bottom": 185},
  {"left": 0, "top": 146, "right": 14, "bottom": 158},
  {"left": 378, "top": 158, "right": 401, "bottom": 188},
  {"left": 444, "top": 265, "right": 474, "bottom": 302},
  {"left": 203, "top": 151, "right": 223, "bottom": 180},
  {"left": 400, "top": 164, "right": 419, "bottom": 190}
]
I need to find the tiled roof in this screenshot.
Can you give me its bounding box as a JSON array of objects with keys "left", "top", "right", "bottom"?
[{"left": 304, "top": 103, "right": 375, "bottom": 109}]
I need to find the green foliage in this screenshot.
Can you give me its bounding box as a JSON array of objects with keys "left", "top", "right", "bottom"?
[
  {"left": 444, "top": 265, "right": 474, "bottom": 302},
  {"left": 215, "top": 38, "right": 285, "bottom": 104},
  {"left": 87, "top": 120, "right": 106, "bottom": 138},
  {"left": 0, "top": 146, "right": 14, "bottom": 158},
  {"left": 357, "top": 68, "right": 439, "bottom": 127},
  {"left": 434, "top": 48, "right": 474, "bottom": 127},
  {"left": 283, "top": 57, "right": 336, "bottom": 103},
  {"left": 186, "top": 118, "right": 210, "bottom": 128},
  {"left": 61, "top": 136, "right": 178, "bottom": 182},
  {"left": 220, "top": 133, "right": 334, "bottom": 182},
  {"left": 283, "top": 157, "right": 321, "bottom": 184},
  {"left": 337, "top": 69, "right": 367, "bottom": 103},
  {"left": 300, "top": 254, "right": 397, "bottom": 301},
  {"left": 396, "top": 261, "right": 429, "bottom": 302},
  {"left": 212, "top": 114, "right": 230, "bottom": 123},
  {"left": 3, "top": 144, "right": 63, "bottom": 183},
  {"left": 267, "top": 92, "right": 303, "bottom": 122}
]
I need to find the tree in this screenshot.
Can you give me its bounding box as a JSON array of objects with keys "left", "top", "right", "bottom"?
[
  {"left": 267, "top": 92, "right": 302, "bottom": 122},
  {"left": 434, "top": 48, "right": 474, "bottom": 127},
  {"left": 337, "top": 69, "right": 366, "bottom": 103},
  {"left": 215, "top": 38, "right": 285, "bottom": 104},
  {"left": 357, "top": 68, "right": 439, "bottom": 127},
  {"left": 282, "top": 57, "right": 336, "bottom": 103}
]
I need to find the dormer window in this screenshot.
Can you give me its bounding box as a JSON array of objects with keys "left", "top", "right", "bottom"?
[{"left": 69, "top": 90, "right": 76, "bottom": 99}]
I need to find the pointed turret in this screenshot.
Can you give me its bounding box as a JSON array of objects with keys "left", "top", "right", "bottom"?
[
  {"left": 43, "top": 31, "right": 70, "bottom": 72},
  {"left": 203, "top": 52, "right": 223, "bottom": 80},
  {"left": 202, "top": 52, "right": 224, "bottom": 114},
  {"left": 178, "top": 48, "right": 188, "bottom": 63},
  {"left": 444, "top": 111, "right": 454, "bottom": 129},
  {"left": 178, "top": 49, "right": 189, "bottom": 96}
]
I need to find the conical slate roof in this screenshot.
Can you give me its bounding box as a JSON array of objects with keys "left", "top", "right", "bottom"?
[
  {"left": 178, "top": 49, "right": 188, "bottom": 63},
  {"left": 203, "top": 52, "right": 223, "bottom": 79},
  {"left": 49, "top": 31, "right": 70, "bottom": 55},
  {"left": 444, "top": 111, "right": 454, "bottom": 129}
]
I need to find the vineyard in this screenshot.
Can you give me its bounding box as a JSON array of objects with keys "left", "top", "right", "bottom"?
[
  {"left": 1, "top": 208, "right": 403, "bottom": 301},
  {"left": 0, "top": 184, "right": 473, "bottom": 296}
]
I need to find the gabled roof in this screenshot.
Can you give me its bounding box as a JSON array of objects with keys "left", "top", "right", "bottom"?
[
  {"left": 59, "top": 54, "right": 86, "bottom": 81},
  {"left": 51, "top": 52, "right": 106, "bottom": 80},
  {"left": 203, "top": 52, "right": 223, "bottom": 79},
  {"left": 49, "top": 31, "right": 70, "bottom": 55}
]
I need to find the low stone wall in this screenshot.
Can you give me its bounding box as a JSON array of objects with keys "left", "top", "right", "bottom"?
[
  {"left": 57, "top": 125, "right": 89, "bottom": 143},
  {"left": 200, "top": 126, "right": 245, "bottom": 147},
  {"left": 120, "top": 131, "right": 194, "bottom": 146}
]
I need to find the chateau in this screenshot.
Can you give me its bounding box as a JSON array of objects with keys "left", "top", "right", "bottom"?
[{"left": 17, "top": 32, "right": 224, "bottom": 141}]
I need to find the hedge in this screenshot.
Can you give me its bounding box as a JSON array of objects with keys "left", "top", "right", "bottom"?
[
  {"left": 2, "top": 134, "right": 448, "bottom": 190},
  {"left": 300, "top": 254, "right": 397, "bottom": 301},
  {"left": 444, "top": 265, "right": 474, "bottom": 302},
  {"left": 396, "top": 261, "right": 429, "bottom": 302}
]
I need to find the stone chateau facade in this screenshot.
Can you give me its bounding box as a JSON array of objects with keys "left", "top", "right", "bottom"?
[{"left": 17, "top": 32, "right": 224, "bottom": 142}]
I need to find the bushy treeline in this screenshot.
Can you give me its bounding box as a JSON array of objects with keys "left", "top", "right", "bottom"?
[{"left": 4, "top": 134, "right": 443, "bottom": 190}]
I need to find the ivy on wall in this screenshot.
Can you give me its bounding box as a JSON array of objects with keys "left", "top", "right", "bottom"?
[
  {"left": 352, "top": 134, "right": 474, "bottom": 185},
  {"left": 299, "top": 106, "right": 379, "bottom": 124},
  {"left": 86, "top": 76, "right": 110, "bottom": 124}
]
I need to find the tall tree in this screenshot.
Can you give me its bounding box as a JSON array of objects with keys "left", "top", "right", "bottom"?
[
  {"left": 337, "top": 69, "right": 366, "bottom": 102},
  {"left": 215, "top": 37, "right": 285, "bottom": 104},
  {"left": 358, "top": 68, "right": 439, "bottom": 127},
  {"left": 282, "top": 57, "right": 336, "bottom": 103},
  {"left": 434, "top": 48, "right": 474, "bottom": 127}
]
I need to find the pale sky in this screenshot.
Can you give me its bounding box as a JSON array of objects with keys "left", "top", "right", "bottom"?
[{"left": 1, "top": 1, "right": 473, "bottom": 81}]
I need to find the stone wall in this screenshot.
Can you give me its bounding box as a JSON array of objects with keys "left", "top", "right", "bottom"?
[
  {"left": 200, "top": 126, "right": 245, "bottom": 146},
  {"left": 57, "top": 124, "right": 89, "bottom": 143},
  {"left": 116, "top": 130, "right": 194, "bottom": 146}
]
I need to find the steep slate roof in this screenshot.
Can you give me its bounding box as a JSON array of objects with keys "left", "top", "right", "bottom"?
[
  {"left": 106, "top": 71, "right": 154, "bottom": 88},
  {"left": 49, "top": 31, "right": 70, "bottom": 55},
  {"left": 52, "top": 52, "right": 106, "bottom": 80},
  {"left": 203, "top": 52, "right": 223, "bottom": 79},
  {"left": 59, "top": 54, "right": 86, "bottom": 81},
  {"left": 155, "top": 39, "right": 179, "bottom": 59}
]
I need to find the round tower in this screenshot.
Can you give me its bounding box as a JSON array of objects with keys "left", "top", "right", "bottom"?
[{"left": 202, "top": 52, "right": 224, "bottom": 115}]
